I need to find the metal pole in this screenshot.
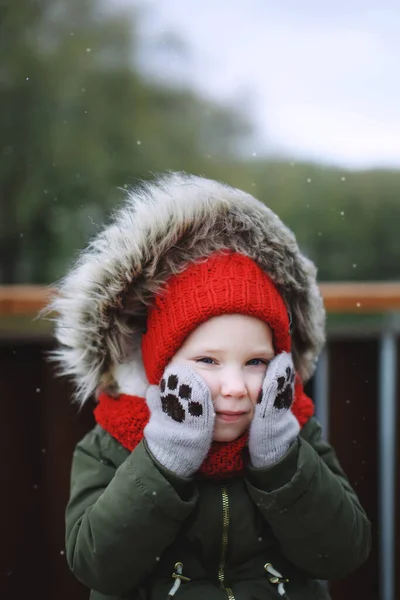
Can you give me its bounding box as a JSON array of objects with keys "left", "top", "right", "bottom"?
[
  {"left": 313, "top": 347, "right": 329, "bottom": 440},
  {"left": 313, "top": 346, "right": 330, "bottom": 591},
  {"left": 379, "top": 330, "right": 397, "bottom": 600}
]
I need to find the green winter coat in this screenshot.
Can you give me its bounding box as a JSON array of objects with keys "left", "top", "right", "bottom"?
[{"left": 65, "top": 417, "right": 371, "bottom": 600}]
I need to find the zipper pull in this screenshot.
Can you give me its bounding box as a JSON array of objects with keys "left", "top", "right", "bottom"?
[
  {"left": 264, "top": 563, "right": 289, "bottom": 597},
  {"left": 167, "top": 562, "right": 191, "bottom": 598}
]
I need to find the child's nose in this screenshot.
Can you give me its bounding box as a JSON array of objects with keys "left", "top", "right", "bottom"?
[{"left": 220, "top": 369, "right": 247, "bottom": 398}]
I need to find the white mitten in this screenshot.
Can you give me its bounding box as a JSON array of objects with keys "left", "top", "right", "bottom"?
[
  {"left": 144, "top": 365, "right": 215, "bottom": 476},
  {"left": 249, "top": 352, "right": 300, "bottom": 468}
]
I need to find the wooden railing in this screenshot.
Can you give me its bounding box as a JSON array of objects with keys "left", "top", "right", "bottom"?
[{"left": 1, "top": 282, "right": 400, "bottom": 315}]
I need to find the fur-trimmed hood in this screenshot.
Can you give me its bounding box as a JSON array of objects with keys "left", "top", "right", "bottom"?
[{"left": 47, "top": 172, "right": 326, "bottom": 404}]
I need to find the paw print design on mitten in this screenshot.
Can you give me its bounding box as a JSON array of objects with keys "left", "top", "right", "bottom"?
[
  {"left": 249, "top": 352, "right": 300, "bottom": 468},
  {"left": 256, "top": 352, "right": 296, "bottom": 418},
  {"left": 160, "top": 372, "right": 204, "bottom": 422},
  {"left": 144, "top": 365, "right": 215, "bottom": 476},
  {"left": 274, "top": 365, "right": 296, "bottom": 410}
]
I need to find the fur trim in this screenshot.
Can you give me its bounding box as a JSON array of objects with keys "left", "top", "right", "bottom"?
[
  {"left": 46, "top": 172, "right": 325, "bottom": 404},
  {"left": 112, "top": 352, "right": 149, "bottom": 398}
]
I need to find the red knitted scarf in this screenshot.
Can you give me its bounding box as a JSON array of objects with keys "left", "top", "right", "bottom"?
[{"left": 94, "top": 377, "right": 314, "bottom": 479}]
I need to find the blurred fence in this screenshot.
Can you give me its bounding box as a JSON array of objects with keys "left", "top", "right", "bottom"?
[{"left": 1, "top": 283, "right": 400, "bottom": 600}]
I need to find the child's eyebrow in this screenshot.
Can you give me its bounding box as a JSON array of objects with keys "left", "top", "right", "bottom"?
[
  {"left": 250, "top": 348, "right": 275, "bottom": 358},
  {"left": 193, "top": 349, "right": 223, "bottom": 354},
  {"left": 194, "top": 347, "right": 275, "bottom": 357}
]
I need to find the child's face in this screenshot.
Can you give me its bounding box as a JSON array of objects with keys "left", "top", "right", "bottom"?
[{"left": 169, "top": 314, "right": 275, "bottom": 442}]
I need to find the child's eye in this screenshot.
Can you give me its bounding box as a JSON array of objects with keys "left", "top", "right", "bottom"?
[
  {"left": 196, "top": 357, "right": 215, "bottom": 364},
  {"left": 246, "top": 358, "right": 269, "bottom": 366}
]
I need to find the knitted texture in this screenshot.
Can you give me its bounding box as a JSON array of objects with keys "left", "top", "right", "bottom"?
[
  {"left": 142, "top": 252, "right": 291, "bottom": 385},
  {"left": 94, "top": 377, "right": 314, "bottom": 478},
  {"left": 144, "top": 365, "right": 215, "bottom": 476},
  {"left": 249, "top": 352, "right": 300, "bottom": 468}
]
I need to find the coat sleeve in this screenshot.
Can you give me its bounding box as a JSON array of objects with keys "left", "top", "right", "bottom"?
[
  {"left": 65, "top": 425, "right": 198, "bottom": 596},
  {"left": 245, "top": 417, "right": 371, "bottom": 580}
]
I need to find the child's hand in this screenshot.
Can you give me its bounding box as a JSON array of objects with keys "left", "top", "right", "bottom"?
[
  {"left": 248, "top": 352, "right": 300, "bottom": 468},
  {"left": 144, "top": 365, "right": 215, "bottom": 476}
]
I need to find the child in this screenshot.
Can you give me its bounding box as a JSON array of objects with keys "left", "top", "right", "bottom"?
[{"left": 49, "top": 173, "right": 371, "bottom": 600}]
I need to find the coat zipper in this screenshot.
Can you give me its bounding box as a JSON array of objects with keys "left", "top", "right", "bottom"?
[{"left": 218, "top": 487, "right": 235, "bottom": 600}]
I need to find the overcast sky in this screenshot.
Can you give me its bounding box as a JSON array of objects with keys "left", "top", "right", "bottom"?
[{"left": 133, "top": 0, "right": 400, "bottom": 169}]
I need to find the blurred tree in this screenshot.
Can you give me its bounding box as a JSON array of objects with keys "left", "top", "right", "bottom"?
[
  {"left": 1, "top": 0, "right": 399, "bottom": 284},
  {"left": 0, "top": 0, "right": 251, "bottom": 283},
  {"left": 227, "top": 162, "right": 400, "bottom": 282}
]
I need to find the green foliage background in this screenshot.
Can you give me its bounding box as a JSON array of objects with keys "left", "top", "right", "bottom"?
[{"left": 1, "top": 0, "right": 399, "bottom": 284}]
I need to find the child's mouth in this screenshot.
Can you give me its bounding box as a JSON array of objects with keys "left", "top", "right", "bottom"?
[{"left": 217, "top": 412, "right": 246, "bottom": 422}]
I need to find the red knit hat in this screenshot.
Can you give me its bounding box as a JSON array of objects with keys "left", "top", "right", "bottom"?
[{"left": 141, "top": 252, "right": 291, "bottom": 384}]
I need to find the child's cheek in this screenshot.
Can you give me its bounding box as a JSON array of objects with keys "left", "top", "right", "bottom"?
[
  {"left": 249, "top": 380, "right": 264, "bottom": 406},
  {"left": 190, "top": 367, "right": 216, "bottom": 399}
]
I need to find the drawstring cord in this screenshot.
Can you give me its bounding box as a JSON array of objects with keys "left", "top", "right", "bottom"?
[
  {"left": 166, "top": 559, "right": 288, "bottom": 598},
  {"left": 167, "top": 562, "right": 191, "bottom": 598},
  {"left": 264, "top": 563, "right": 289, "bottom": 597}
]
